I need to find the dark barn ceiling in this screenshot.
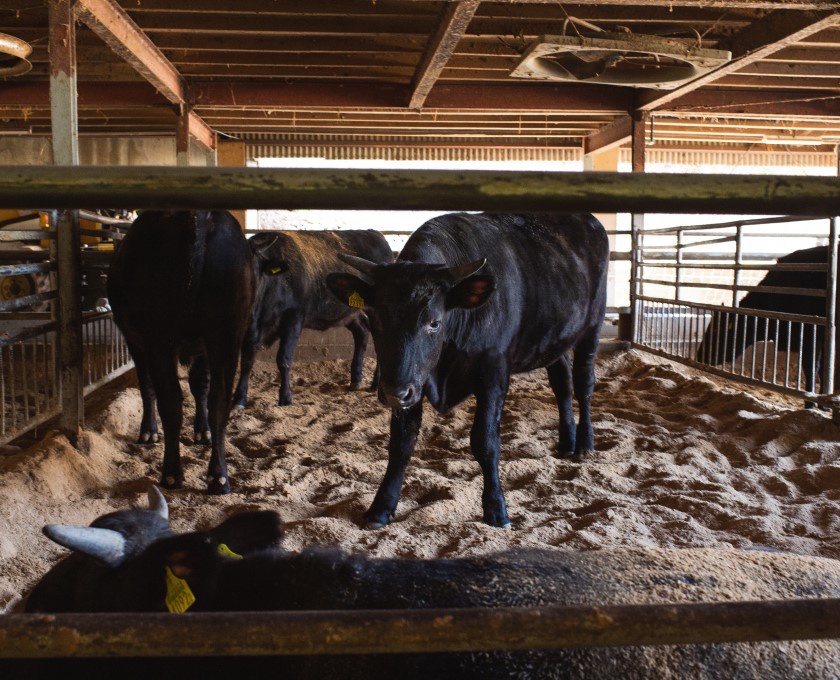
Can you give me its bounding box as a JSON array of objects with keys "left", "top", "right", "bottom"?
[{"left": 1, "top": 1, "right": 840, "bottom": 155}]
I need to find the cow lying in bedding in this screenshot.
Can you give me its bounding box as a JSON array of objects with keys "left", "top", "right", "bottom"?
[{"left": 24, "top": 488, "right": 840, "bottom": 679}]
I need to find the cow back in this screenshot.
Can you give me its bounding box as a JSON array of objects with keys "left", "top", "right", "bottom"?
[
  {"left": 399, "top": 212, "right": 609, "bottom": 371},
  {"left": 108, "top": 210, "right": 253, "bottom": 349}
]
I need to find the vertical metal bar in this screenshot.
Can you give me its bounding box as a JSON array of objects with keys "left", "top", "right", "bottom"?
[
  {"left": 630, "top": 213, "right": 644, "bottom": 347},
  {"left": 762, "top": 318, "right": 769, "bottom": 383},
  {"left": 785, "top": 320, "right": 792, "bottom": 388},
  {"left": 0, "top": 347, "right": 6, "bottom": 437},
  {"left": 751, "top": 315, "right": 758, "bottom": 380},
  {"left": 825, "top": 216, "right": 838, "bottom": 395},
  {"left": 21, "top": 340, "right": 29, "bottom": 419},
  {"left": 739, "top": 314, "right": 747, "bottom": 376},
  {"left": 721, "top": 312, "right": 730, "bottom": 370},
  {"left": 733, "top": 223, "right": 744, "bottom": 308},
  {"left": 9, "top": 345, "right": 17, "bottom": 432},
  {"left": 675, "top": 229, "right": 683, "bottom": 302},
  {"left": 797, "top": 323, "right": 804, "bottom": 391}
]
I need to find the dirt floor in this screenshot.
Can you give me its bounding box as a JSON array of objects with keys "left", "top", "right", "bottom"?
[{"left": 2, "top": 348, "right": 840, "bottom": 614}]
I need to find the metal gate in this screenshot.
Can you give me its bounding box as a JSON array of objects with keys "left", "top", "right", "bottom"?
[
  {"left": 0, "top": 210, "right": 133, "bottom": 445},
  {"left": 632, "top": 215, "right": 838, "bottom": 402}
]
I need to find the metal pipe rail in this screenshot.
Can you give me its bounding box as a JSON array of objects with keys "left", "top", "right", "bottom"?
[
  {"left": 2, "top": 167, "right": 840, "bottom": 213},
  {"left": 3, "top": 599, "right": 840, "bottom": 658}
]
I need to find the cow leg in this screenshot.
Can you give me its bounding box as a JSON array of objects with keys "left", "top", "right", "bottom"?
[
  {"left": 233, "top": 323, "right": 258, "bottom": 410},
  {"left": 571, "top": 329, "right": 599, "bottom": 455},
  {"left": 204, "top": 342, "right": 239, "bottom": 495},
  {"left": 148, "top": 351, "right": 184, "bottom": 489},
  {"left": 471, "top": 359, "right": 511, "bottom": 529},
  {"left": 127, "top": 342, "right": 159, "bottom": 445},
  {"left": 364, "top": 401, "right": 423, "bottom": 529},
  {"left": 188, "top": 355, "right": 212, "bottom": 445},
  {"left": 346, "top": 315, "right": 369, "bottom": 390},
  {"left": 546, "top": 354, "right": 576, "bottom": 456},
  {"left": 276, "top": 311, "right": 304, "bottom": 406}
]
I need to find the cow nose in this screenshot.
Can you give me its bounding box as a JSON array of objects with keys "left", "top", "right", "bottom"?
[{"left": 383, "top": 383, "right": 418, "bottom": 409}]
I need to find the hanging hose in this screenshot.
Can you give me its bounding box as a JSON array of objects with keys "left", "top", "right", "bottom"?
[{"left": 0, "top": 32, "right": 32, "bottom": 77}]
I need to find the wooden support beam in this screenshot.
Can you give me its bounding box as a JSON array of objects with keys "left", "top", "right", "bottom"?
[
  {"left": 1, "top": 166, "right": 840, "bottom": 216},
  {"left": 74, "top": 0, "right": 216, "bottom": 150},
  {"left": 3, "top": 598, "right": 840, "bottom": 659},
  {"left": 584, "top": 115, "right": 632, "bottom": 156},
  {"left": 638, "top": 9, "right": 840, "bottom": 112},
  {"left": 48, "top": 0, "right": 83, "bottom": 445},
  {"left": 631, "top": 111, "right": 648, "bottom": 173},
  {"left": 75, "top": 0, "right": 183, "bottom": 104},
  {"left": 409, "top": 0, "right": 480, "bottom": 110}
]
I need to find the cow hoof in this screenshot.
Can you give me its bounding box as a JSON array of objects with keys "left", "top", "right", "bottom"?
[
  {"left": 556, "top": 449, "right": 576, "bottom": 459},
  {"left": 233, "top": 403, "right": 246, "bottom": 411},
  {"left": 207, "top": 476, "right": 231, "bottom": 495},
  {"left": 349, "top": 382, "right": 362, "bottom": 391},
  {"left": 363, "top": 520, "right": 388, "bottom": 530},
  {"left": 194, "top": 431, "right": 212, "bottom": 446},
  {"left": 574, "top": 448, "right": 595, "bottom": 456},
  {"left": 138, "top": 432, "right": 159, "bottom": 445},
  {"left": 160, "top": 474, "right": 183, "bottom": 489}
]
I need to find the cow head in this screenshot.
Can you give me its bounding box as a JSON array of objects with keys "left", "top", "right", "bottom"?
[
  {"left": 327, "top": 255, "right": 494, "bottom": 409},
  {"left": 27, "top": 487, "right": 285, "bottom": 613}
]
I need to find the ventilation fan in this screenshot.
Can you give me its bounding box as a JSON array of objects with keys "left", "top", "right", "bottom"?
[{"left": 511, "top": 31, "right": 730, "bottom": 90}]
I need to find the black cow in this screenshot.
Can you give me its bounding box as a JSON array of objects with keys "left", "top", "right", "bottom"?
[
  {"left": 696, "top": 245, "right": 828, "bottom": 397},
  {"left": 26, "top": 494, "right": 840, "bottom": 679},
  {"left": 327, "top": 212, "right": 609, "bottom": 529},
  {"left": 108, "top": 210, "right": 254, "bottom": 494},
  {"left": 234, "top": 230, "right": 393, "bottom": 408},
  {"left": 26, "top": 487, "right": 282, "bottom": 613}
]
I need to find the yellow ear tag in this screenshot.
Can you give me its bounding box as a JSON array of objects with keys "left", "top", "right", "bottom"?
[
  {"left": 164, "top": 566, "right": 196, "bottom": 613},
  {"left": 270, "top": 267, "right": 282, "bottom": 275},
  {"left": 348, "top": 291, "right": 365, "bottom": 309},
  {"left": 217, "top": 543, "right": 243, "bottom": 559}
]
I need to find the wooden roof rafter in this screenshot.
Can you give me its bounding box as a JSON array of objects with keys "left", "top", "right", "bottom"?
[
  {"left": 408, "top": 0, "right": 481, "bottom": 110},
  {"left": 73, "top": 0, "right": 216, "bottom": 150},
  {"left": 584, "top": 8, "right": 840, "bottom": 155}
]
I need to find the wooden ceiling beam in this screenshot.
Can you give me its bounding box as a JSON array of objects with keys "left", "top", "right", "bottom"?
[
  {"left": 586, "top": 10, "right": 840, "bottom": 152},
  {"left": 409, "top": 0, "right": 480, "bottom": 110},
  {"left": 74, "top": 0, "right": 215, "bottom": 150},
  {"left": 637, "top": 9, "right": 840, "bottom": 112},
  {"left": 583, "top": 116, "right": 633, "bottom": 156}
]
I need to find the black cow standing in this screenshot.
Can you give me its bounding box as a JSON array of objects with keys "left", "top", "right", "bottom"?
[
  {"left": 108, "top": 210, "right": 254, "bottom": 494},
  {"left": 327, "top": 212, "right": 609, "bottom": 529},
  {"left": 696, "top": 245, "right": 828, "bottom": 398},
  {"left": 27, "top": 492, "right": 840, "bottom": 679},
  {"left": 234, "top": 230, "right": 393, "bottom": 409}
]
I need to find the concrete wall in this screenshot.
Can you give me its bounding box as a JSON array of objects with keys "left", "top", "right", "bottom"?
[{"left": 0, "top": 136, "right": 211, "bottom": 166}]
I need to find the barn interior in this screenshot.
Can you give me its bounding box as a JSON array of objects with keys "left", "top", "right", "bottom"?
[{"left": 2, "top": 0, "right": 840, "bottom": 672}]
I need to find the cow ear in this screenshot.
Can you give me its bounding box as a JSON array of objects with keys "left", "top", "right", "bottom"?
[
  {"left": 327, "top": 273, "right": 374, "bottom": 309},
  {"left": 446, "top": 274, "right": 495, "bottom": 310},
  {"left": 208, "top": 511, "right": 285, "bottom": 555},
  {"left": 260, "top": 259, "right": 288, "bottom": 276}
]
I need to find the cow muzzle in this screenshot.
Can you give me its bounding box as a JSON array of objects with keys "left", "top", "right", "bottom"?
[{"left": 379, "top": 383, "right": 420, "bottom": 409}]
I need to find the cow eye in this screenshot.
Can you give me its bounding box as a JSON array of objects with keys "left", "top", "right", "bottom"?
[{"left": 428, "top": 319, "right": 441, "bottom": 333}]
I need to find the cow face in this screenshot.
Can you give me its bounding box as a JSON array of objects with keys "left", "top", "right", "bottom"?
[{"left": 327, "top": 259, "right": 494, "bottom": 409}]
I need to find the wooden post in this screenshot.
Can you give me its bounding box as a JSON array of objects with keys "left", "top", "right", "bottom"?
[
  {"left": 176, "top": 106, "right": 190, "bottom": 167},
  {"left": 49, "top": 0, "right": 83, "bottom": 444}
]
